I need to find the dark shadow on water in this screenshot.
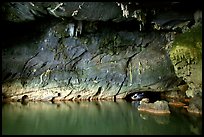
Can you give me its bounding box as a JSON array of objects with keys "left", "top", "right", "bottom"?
[{"left": 2, "top": 100, "right": 202, "bottom": 135}]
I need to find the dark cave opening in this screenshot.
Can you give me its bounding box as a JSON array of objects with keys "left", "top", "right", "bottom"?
[{"left": 124, "top": 91, "right": 162, "bottom": 103}]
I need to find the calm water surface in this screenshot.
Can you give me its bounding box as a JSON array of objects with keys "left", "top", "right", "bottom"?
[{"left": 2, "top": 100, "right": 202, "bottom": 135}]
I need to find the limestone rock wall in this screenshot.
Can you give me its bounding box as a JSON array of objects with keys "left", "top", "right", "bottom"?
[{"left": 1, "top": 2, "right": 201, "bottom": 101}]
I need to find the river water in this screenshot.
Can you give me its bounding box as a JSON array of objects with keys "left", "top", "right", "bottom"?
[{"left": 2, "top": 100, "right": 202, "bottom": 135}]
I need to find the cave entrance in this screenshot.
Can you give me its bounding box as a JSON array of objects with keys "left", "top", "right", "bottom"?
[{"left": 124, "top": 91, "right": 162, "bottom": 103}]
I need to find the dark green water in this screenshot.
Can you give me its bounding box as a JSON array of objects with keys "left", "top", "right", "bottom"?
[{"left": 2, "top": 100, "right": 202, "bottom": 135}]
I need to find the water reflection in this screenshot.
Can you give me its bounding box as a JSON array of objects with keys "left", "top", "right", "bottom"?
[{"left": 2, "top": 100, "right": 202, "bottom": 135}]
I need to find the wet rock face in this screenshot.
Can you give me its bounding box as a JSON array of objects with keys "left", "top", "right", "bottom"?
[
  {"left": 2, "top": 20, "right": 179, "bottom": 101},
  {"left": 1, "top": 2, "right": 201, "bottom": 101}
]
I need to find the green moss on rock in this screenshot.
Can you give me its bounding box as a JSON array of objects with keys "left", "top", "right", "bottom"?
[{"left": 169, "top": 25, "right": 202, "bottom": 97}]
